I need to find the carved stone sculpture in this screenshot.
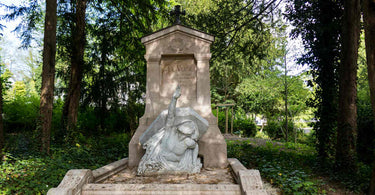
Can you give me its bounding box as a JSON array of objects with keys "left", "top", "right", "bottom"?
[{"left": 137, "top": 86, "right": 208, "bottom": 175}]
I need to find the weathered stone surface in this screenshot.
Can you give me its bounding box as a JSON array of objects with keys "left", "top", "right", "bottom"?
[
  {"left": 101, "top": 167, "right": 235, "bottom": 185},
  {"left": 47, "top": 169, "right": 93, "bottom": 195},
  {"left": 92, "top": 158, "right": 128, "bottom": 183},
  {"left": 129, "top": 24, "right": 227, "bottom": 169},
  {"left": 82, "top": 184, "right": 241, "bottom": 195},
  {"left": 239, "top": 169, "right": 267, "bottom": 195},
  {"left": 228, "top": 158, "right": 247, "bottom": 183}
]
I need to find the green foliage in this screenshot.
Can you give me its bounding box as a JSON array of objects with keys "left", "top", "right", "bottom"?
[
  {"left": 213, "top": 109, "right": 256, "bottom": 137},
  {"left": 3, "top": 95, "right": 40, "bottom": 133},
  {"left": 356, "top": 33, "right": 375, "bottom": 164},
  {"left": 227, "top": 139, "right": 371, "bottom": 194},
  {"left": 285, "top": 0, "right": 342, "bottom": 161},
  {"left": 77, "top": 104, "right": 144, "bottom": 136},
  {"left": 264, "top": 119, "right": 283, "bottom": 139},
  {"left": 1, "top": 132, "right": 130, "bottom": 194},
  {"left": 233, "top": 118, "right": 257, "bottom": 137},
  {"left": 264, "top": 119, "right": 303, "bottom": 142},
  {"left": 227, "top": 140, "right": 322, "bottom": 194},
  {"left": 54, "top": 0, "right": 170, "bottom": 134},
  {"left": 178, "top": 0, "right": 286, "bottom": 104},
  {"left": 255, "top": 131, "right": 270, "bottom": 139},
  {"left": 0, "top": 0, "right": 44, "bottom": 48},
  {"left": 235, "top": 71, "right": 283, "bottom": 117}
]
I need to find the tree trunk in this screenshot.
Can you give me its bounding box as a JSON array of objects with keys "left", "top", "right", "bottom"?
[
  {"left": 336, "top": 0, "right": 360, "bottom": 171},
  {"left": 314, "top": 0, "right": 341, "bottom": 162},
  {"left": 62, "top": 0, "right": 87, "bottom": 132},
  {"left": 363, "top": 0, "right": 375, "bottom": 193},
  {"left": 0, "top": 76, "right": 4, "bottom": 157},
  {"left": 40, "top": 0, "right": 57, "bottom": 154}
]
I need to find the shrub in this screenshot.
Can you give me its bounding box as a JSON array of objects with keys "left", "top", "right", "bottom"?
[
  {"left": 3, "top": 95, "right": 40, "bottom": 133},
  {"left": 264, "top": 119, "right": 303, "bottom": 141},
  {"left": 255, "top": 131, "right": 270, "bottom": 139},
  {"left": 233, "top": 119, "right": 257, "bottom": 137},
  {"left": 213, "top": 108, "right": 256, "bottom": 136},
  {"left": 264, "top": 119, "right": 283, "bottom": 139}
]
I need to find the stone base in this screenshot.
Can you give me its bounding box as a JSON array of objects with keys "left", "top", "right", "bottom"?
[
  {"left": 82, "top": 184, "right": 241, "bottom": 195},
  {"left": 48, "top": 158, "right": 267, "bottom": 195},
  {"left": 128, "top": 122, "right": 227, "bottom": 169},
  {"left": 198, "top": 124, "right": 228, "bottom": 168},
  {"left": 128, "top": 124, "right": 147, "bottom": 168}
]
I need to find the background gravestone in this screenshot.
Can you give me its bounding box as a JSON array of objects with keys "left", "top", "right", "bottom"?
[{"left": 128, "top": 24, "right": 227, "bottom": 169}]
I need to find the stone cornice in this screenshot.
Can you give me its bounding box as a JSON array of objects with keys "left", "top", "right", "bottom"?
[{"left": 141, "top": 25, "right": 214, "bottom": 44}]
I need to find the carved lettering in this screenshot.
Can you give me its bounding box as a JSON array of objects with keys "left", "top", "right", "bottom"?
[{"left": 161, "top": 56, "right": 197, "bottom": 101}]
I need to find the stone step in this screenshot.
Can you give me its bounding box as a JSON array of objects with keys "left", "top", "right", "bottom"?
[{"left": 82, "top": 183, "right": 242, "bottom": 195}]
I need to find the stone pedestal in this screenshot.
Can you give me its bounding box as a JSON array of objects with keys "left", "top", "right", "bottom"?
[{"left": 129, "top": 24, "right": 227, "bottom": 168}]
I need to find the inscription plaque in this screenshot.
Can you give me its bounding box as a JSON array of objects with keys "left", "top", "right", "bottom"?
[{"left": 161, "top": 55, "right": 197, "bottom": 104}]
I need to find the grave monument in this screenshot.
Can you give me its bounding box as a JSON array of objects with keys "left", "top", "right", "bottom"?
[
  {"left": 47, "top": 6, "right": 267, "bottom": 195},
  {"left": 128, "top": 5, "right": 227, "bottom": 169}
]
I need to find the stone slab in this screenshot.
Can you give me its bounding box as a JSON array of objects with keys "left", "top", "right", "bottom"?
[
  {"left": 238, "top": 170, "right": 267, "bottom": 195},
  {"left": 92, "top": 158, "right": 128, "bottom": 183},
  {"left": 228, "top": 158, "right": 247, "bottom": 184},
  {"left": 47, "top": 169, "right": 94, "bottom": 195},
  {"left": 82, "top": 184, "right": 241, "bottom": 195}
]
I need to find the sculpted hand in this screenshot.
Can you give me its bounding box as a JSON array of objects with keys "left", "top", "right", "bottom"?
[{"left": 173, "top": 85, "right": 181, "bottom": 99}]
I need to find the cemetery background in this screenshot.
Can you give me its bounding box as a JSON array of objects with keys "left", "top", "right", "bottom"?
[{"left": 0, "top": 0, "right": 374, "bottom": 194}]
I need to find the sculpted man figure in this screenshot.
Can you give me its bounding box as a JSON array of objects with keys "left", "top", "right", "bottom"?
[{"left": 137, "top": 86, "right": 208, "bottom": 175}]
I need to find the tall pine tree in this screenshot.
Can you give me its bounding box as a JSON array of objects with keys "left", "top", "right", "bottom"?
[{"left": 39, "top": 0, "right": 57, "bottom": 154}]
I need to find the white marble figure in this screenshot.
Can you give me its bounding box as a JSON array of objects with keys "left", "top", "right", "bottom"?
[{"left": 137, "top": 86, "right": 208, "bottom": 175}]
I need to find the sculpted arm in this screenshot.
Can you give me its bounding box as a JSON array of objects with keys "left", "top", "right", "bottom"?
[{"left": 165, "top": 85, "right": 181, "bottom": 128}]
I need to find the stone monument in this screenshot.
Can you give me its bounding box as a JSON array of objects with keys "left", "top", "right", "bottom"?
[
  {"left": 47, "top": 6, "right": 267, "bottom": 194},
  {"left": 128, "top": 7, "right": 227, "bottom": 169}
]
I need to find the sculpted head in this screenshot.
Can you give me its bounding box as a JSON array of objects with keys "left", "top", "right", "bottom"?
[{"left": 177, "top": 120, "right": 198, "bottom": 138}]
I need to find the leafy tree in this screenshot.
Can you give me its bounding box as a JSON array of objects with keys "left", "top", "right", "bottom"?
[
  {"left": 177, "top": 0, "right": 285, "bottom": 104},
  {"left": 235, "top": 67, "right": 310, "bottom": 141},
  {"left": 75, "top": 0, "right": 168, "bottom": 134},
  {"left": 285, "top": 0, "right": 342, "bottom": 161},
  {"left": 363, "top": 0, "right": 375, "bottom": 192},
  {"left": 0, "top": 0, "right": 44, "bottom": 48},
  {"left": 61, "top": 0, "right": 87, "bottom": 135},
  {"left": 235, "top": 69, "right": 283, "bottom": 118},
  {"left": 0, "top": 47, "right": 4, "bottom": 156}
]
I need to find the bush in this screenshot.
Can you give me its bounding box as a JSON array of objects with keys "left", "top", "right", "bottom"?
[
  {"left": 3, "top": 95, "right": 40, "bottom": 133},
  {"left": 264, "top": 119, "right": 303, "bottom": 141},
  {"left": 233, "top": 119, "right": 257, "bottom": 137},
  {"left": 77, "top": 103, "right": 144, "bottom": 136},
  {"left": 213, "top": 108, "right": 256, "bottom": 136}
]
